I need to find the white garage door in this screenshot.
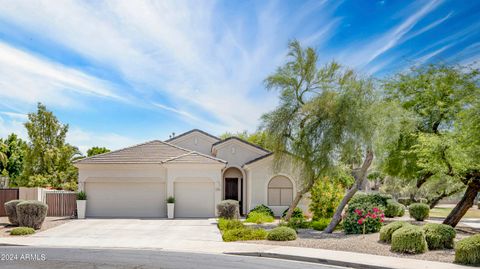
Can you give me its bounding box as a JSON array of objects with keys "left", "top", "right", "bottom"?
[
  {"left": 174, "top": 182, "right": 215, "bottom": 218},
  {"left": 85, "top": 181, "right": 166, "bottom": 218}
]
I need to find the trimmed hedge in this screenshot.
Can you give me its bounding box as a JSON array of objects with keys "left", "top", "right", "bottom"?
[
  {"left": 384, "top": 200, "right": 404, "bottom": 218},
  {"left": 217, "top": 200, "right": 239, "bottom": 219},
  {"left": 4, "top": 199, "right": 24, "bottom": 226},
  {"left": 282, "top": 207, "right": 304, "bottom": 219},
  {"left": 349, "top": 193, "right": 390, "bottom": 210},
  {"left": 391, "top": 226, "right": 428, "bottom": 254},
  {"left": 409, "top": 203, "right": 429, "bottom": 221},
  {"left": 379, "top": 221, "right": 410, "bottom": 243},
  {"left": 267, "top": 227, "right": 297, "bottom": 241},
  {"left": 16, "top": 201, "right": 48, "bottom": 229},
  {"left": 245, "top": 211, "right": 274, "bottom": 224},
  {"left": 10, "top": 227, "right": 35, "bottom": 236},
  {"left": 222, "top": 228, "right": 267, "bottom": 242},
  {"left": 397, "top": 197, "right": 412, "bottom": 206},
  {"left": 422, "top": 223, "right": 456, "bottom": 250},
  {"left": 218, "top": 218, "right": 244, "bottom": 231},
  {"left": 311, "top": 218, "right": 331, "bottom": 231},
  {"left": 247, "top": 204, "right": 274, "bottom": 218},
  {"left": 455, "top": 234, "right": 480, "bottom": 265}
]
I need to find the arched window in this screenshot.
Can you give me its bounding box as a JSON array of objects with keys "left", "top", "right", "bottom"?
[{"left": 268, "top": 176, "right": 293, "bottom": 206}]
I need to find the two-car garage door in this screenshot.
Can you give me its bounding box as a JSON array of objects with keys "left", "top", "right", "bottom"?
[
  {"left": 85, "top": 180, "right": 215, "bottom": 218},
  {"left": 85, "top": 182, "right": 166, "bottom": 218}
]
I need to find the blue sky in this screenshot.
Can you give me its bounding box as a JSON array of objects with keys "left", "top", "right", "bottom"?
[{"left": 0, "top": 0, "right": 478, "bottom": 153}]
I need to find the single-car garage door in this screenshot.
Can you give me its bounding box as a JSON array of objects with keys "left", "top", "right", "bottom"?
[
  {"left": 174, "top": 182, "right": 215, "bottom": 218},
  {"left": 85, "top": 181, "right": 166, "bottom": 218}
]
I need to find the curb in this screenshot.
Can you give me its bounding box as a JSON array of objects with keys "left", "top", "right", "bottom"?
[{"left": 225, "top": 252, "right": 389, "bottom": 269}]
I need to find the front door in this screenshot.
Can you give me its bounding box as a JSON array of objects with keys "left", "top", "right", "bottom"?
[{"left": 224, "top": 178, "right": 238, "bottom": 200}]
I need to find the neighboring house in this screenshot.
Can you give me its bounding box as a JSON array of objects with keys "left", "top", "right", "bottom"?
[{"left": 75, "top": 129, "right": 309, "bottom": 218}]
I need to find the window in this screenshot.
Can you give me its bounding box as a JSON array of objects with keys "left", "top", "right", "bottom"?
[{"left": 268, "top": 176, "right": 293, "bottom": 206}]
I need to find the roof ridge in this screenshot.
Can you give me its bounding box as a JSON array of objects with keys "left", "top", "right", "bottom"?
[
  {"left": 165, "top": 129, "right": 220, "bottom": 142},
  {"left": 212, "top": 136, "right": 270, "bottom": 153},
  {"left": 73, "top": 139, "right": 167, "bottom": 164}
]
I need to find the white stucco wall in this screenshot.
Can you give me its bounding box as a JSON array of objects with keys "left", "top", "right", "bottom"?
[{"left": 244, "top": 157, "right": 310, "bottom": 217}]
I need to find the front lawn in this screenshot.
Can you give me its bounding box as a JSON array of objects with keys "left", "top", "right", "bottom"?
[{"left": 429, "top": 206, "right": 480, "bottom": 219}]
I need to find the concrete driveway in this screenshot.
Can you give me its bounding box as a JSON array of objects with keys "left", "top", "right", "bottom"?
[{"left": 0, "top": 218, "right": 273, "bottom": 253}]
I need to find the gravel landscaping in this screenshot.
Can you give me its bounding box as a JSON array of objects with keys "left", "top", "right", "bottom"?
[{"left": 0, "top": 216, "right": 71, "bottom": 237}]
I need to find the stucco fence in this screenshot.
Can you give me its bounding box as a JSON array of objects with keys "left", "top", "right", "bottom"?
[{"left": 0, "top": 187, "right": 76, "bottom": 217}]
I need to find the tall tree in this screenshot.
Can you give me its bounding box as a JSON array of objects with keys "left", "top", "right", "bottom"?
[
  {"left": 0, "top": 134, "right": 27, "bottom": 184},
  {"left": 261, "top": 40, "right": 397, "bottom": 225},
  {"left": 382, "top": 64, "right": 478, "bottom": 203},
  {"left": 219, "top": 131, "right": 271, "bottom": 150},
  {"left": 20, "top": 103, "right": 81, "bottom": 190},
  {"left": 87, "top": 146, "right": 110, "bottom": 157}
]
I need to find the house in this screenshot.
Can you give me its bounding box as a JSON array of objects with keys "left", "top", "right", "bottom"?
[{"left": 75, "top": 129, "right": 309, "bottom": 218}]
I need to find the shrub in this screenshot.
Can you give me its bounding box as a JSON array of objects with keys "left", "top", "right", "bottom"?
[
  {"left": 311, "top": 218, "right": 331, "bottom": 231},
  {"left": 16, "top": 201, "right": 48, "bottom": 230},
  {"left": 391, "top": 226, "right": 428, "bottom": 254},
  {"left": 396, "top": 204, "right": 406, "bottom": 217},
  {"left": 285, "top": 217, "right": 310, "bottom": 230},
  {"left": 218, "top": 218, "right": 244, "bottom": 231},
  {"left": 409, "top": 203, "right": 429, "bottom": 221},
  {"left": 422, "top": 223, "right": 456, "bottom": 250},
  {"left": 309, "top": 178, "right": 344, "bottom": 219},
  {"left": 166, "top": 196, "right": 175, "bottom": 203},
  {"left": 4, "top": 200, "right": 24, "bottom": 226},
  {"left": 397, "top": 197, "right": 412, "bottom": 206},
  {"left": 10, "top": 227, "right": 35, "bottom": 236},
  {"left": 245, "top": 211, "right": 274, "bottom": 224},
  {"left": 349, "top": 192, "right": 390, "bottom": 210},
  {"left": 222, "top": 228, "right": 267, "bottom": 242},
  {"left": 384, "top": 200, "right": 404, "bottom": 218},
  {"left": 455, "top": 234, "right": 480, "bottom": 265},
  {"left": 282, "top": 207, "right": 304, "bottom": 219},
  {"left": 267, "top": 227, "right": 297, "bottom": 241},
  {"left": 379, "top": 221, "right": 410, "bottom": 243},
  {"left": 247, "top": 204, "right": 274, "bottom": 218},
  {"left": 76, "top": 191, "right": 87, "bottom": 200},
  {"left": 217, "top": 200, "right": 239, "bottom": 219},
  {"left": 344, "top": 206, "right": 384, "bottom": 234}
]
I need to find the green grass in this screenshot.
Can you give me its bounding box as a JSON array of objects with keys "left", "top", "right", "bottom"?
[{"left": 429, "top": 206, "right": 480, "bottom": 219}]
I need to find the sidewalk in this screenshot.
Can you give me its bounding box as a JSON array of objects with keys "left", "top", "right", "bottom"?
[{"left": 226, "top": 245, "right": 471, "bottom": 269}]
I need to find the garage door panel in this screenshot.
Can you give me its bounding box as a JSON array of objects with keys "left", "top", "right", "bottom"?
[
  {"left": 174, "top": 182, "right": 215, "bottom": 218},
  {"left": 86, "top": 181, "right": 166, "bottom": 218}
]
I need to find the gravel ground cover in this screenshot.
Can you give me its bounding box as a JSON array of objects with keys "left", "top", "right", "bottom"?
[{"left": 0, "top": 216, "right": 71, "bottom": 237}]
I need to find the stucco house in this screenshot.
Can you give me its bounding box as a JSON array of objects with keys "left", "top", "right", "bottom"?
[{"left": 75, "top": 129, "right": 309, "bottom": 218}]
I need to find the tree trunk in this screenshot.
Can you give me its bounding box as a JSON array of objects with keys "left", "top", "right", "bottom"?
[
  {"left": 428, "top": 186, "right": 464, "bottom": 209},
  {"left": 410, "top": 172, "right": 434, "bottom": 201},
  {"left": 443, "top": 182, "right": 479, "bottom": 227},
  {"left": 324, "top": 149, "right": 373, "bottom": 233},
  {"left": 284, "top": 180, "right": 314, "bottom": 221}
]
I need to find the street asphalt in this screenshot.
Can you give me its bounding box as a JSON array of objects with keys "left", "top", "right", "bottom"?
[{"left": 0, "top": 246, "right": 345, "bottom": 269}]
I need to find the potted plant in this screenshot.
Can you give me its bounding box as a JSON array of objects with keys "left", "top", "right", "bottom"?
[
  {"left": 167, "top": 196, "right": 175, "bottom": 219},
  {"left": 76, "top": 191, "right": 87, "bottom": 219}
]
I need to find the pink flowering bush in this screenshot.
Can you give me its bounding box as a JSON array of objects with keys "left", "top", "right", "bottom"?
[{"left": 344, "top": 206, "right": 385, "bottom": 234}]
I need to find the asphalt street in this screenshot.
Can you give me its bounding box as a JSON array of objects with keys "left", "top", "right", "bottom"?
[{"left": 0, "top": 246, "right": 347, "bottom": 269}]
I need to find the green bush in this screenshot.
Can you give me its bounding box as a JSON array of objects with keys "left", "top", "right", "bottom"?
[
  {"left": 282, "top": 207, "right": 304, "bottom": 219},
  {"left": 4, "top": 200, "right": 24, "bottom": 226},
  {"left": 218, "top": 218, "right": 244, "bottom": 231},
  {"left": 247, "top": 204, "right": 274, "bottom": 218},
  {"left": 379, "top": 221, "right": 410, "bottom": 243},
  {"left": 409, "top": 203, "right": 429, "bottom": 221},
  {"left": 10, "top": 227, "right": 35, "bottom": 236},
  {"left": 16, "top": 201, "right": 48, "bottom": 229},
  {"left": 396, "top": 204, "right": 406, "bottom": 217},
  {"left": 166, "top": 196, "right": 175, "bottom": 203},
  {"left": 455, "top": 234, "right": 480, "bottom": 265},
  {"left": 245, "top": 211, "right": 274, "bottom": 224},
  {"left": 384, "top": 200, "right": 403, "bottom": 218},
  {"left": 216, "top": 200, "right": 239, "bottom": 219},
  {"left": 267, "top": 227, "right": 297, "bottom": 241},
  {"left": 344, "top": 206, "right": 384, "bottom": 234},
  {"left": 391, "top": 226, "right": 428, "bottom": 254},
  {"left": 77, "top": 191, "right": 87, "bottom": 200},
  {"left": 422, "top": 223, "right": 456, "bottom": 250},
  {"left": 349, "top": 192, "right": 390, "bottom": 210},
  {"left": 311, "top": 218, "right": 331, "bottom": 231},
  {"left": 285, "top": 217, "right": 310, "bottom": 230},
  {"left": 309, "top": 178, "right": 344, "bottom": 220},
  {"left": 222, "top": 228, "right": 267, "bottom": 242}
]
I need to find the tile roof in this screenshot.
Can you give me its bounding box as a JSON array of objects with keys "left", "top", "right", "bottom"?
[
  {"left": 165, "top": 129, "right": 220, "bottom": 142},
  {"left": 242, "top": 152, "right": 273, "bottom": 166},
  {"left": 74, "top": 140, "right": 224, "bottom": 164}
]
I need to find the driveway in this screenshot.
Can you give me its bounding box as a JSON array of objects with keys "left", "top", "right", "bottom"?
[{"left": 0, "top": 218, "right": 273, "bottom": 253}]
